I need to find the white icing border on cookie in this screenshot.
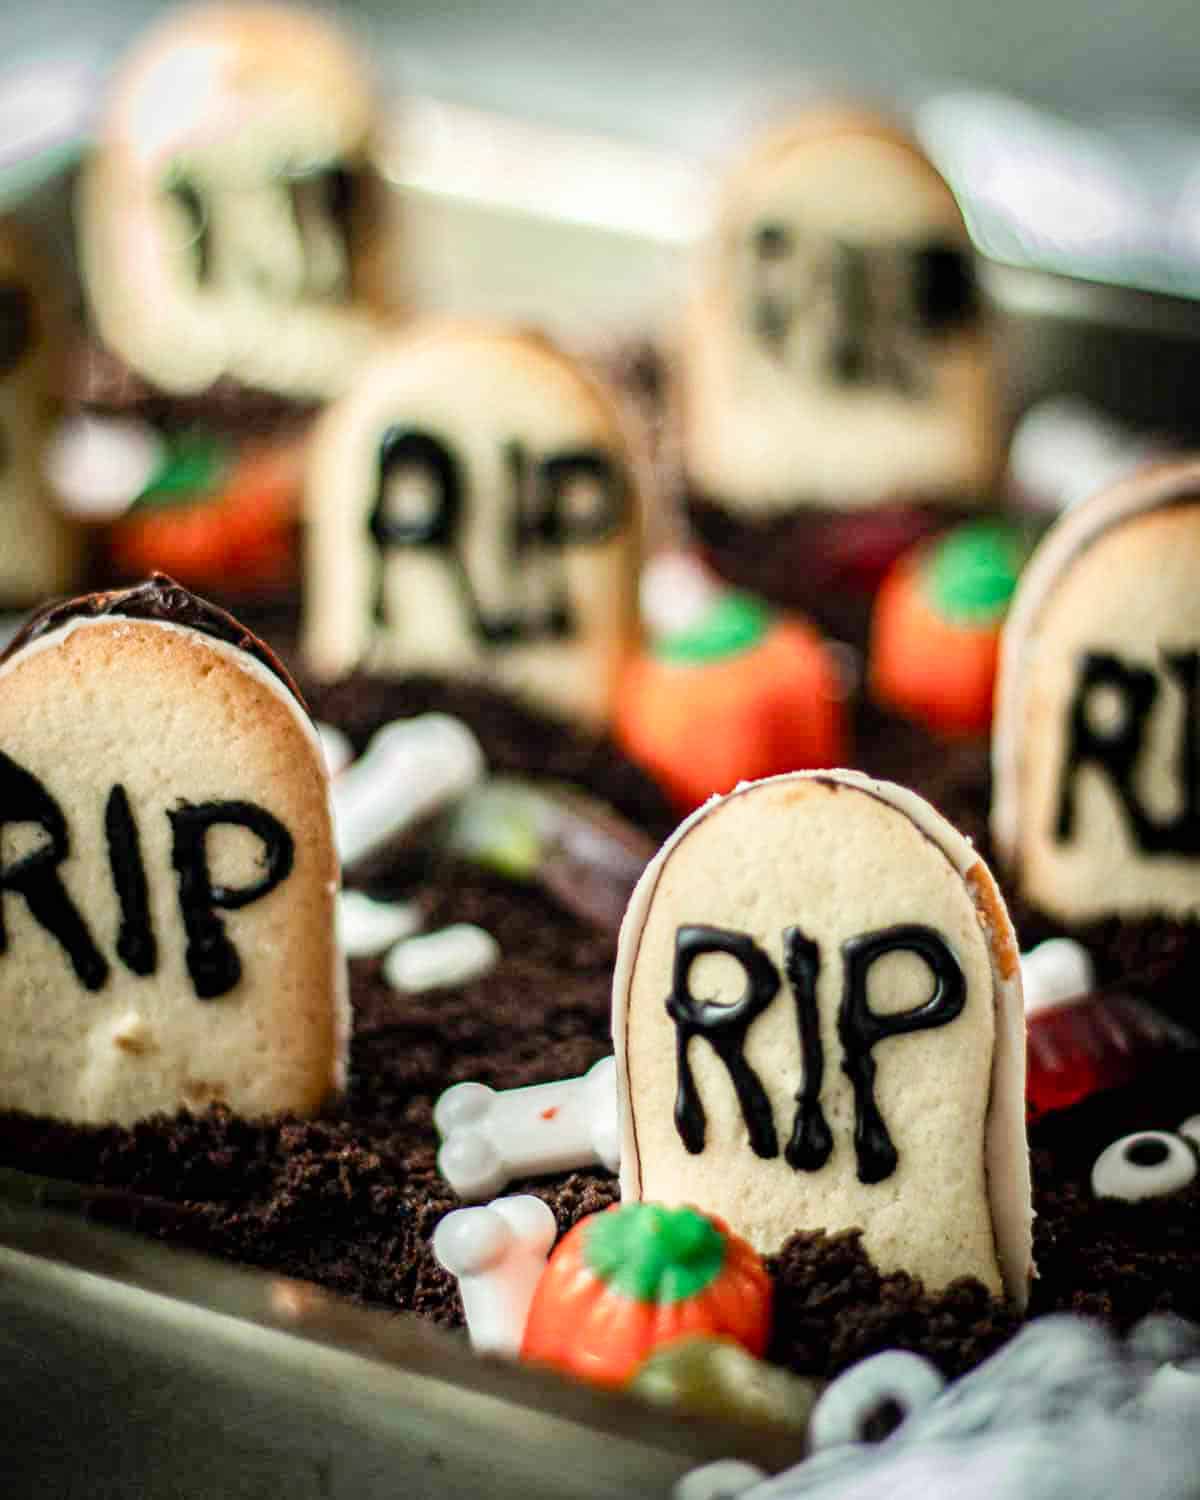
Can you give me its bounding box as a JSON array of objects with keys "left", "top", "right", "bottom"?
[
  {"left": 612, "top": 767, "right": 1032, "bottom": 1309},
  {"left": 991, "top": 457, "right": 1200, "bottom": 871},
  {"left": 0, "top": 613, "right": 350, "bottom": 1096}
]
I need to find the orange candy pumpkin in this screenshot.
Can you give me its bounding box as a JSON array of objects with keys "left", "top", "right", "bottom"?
[
  {"left": 615, "top": 593, "right": 846, "bottom": 815},
  {"left": 109, "top": 438, "right": 303, "bottom": 590},
  {"left": 521, "top": 1202, "right": 772, "bottom": 1389},
  {"left": 870, "top": 520, "right": 1032, "bottom": 738}
]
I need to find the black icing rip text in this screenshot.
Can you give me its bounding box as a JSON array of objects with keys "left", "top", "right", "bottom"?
[
  {"left": 169, "top": 801, "right": 294, "bottom": 999},
  {"left": 664, "top": 921, "right": 965, "bottom": 1184},
  {"left": 1055, "top": 648, "right": 1200, "bottom": 856},
  {"left": 667, "top": 925, "right": 781, "bottom": 1158},
  {"left": 0, "top": 750, "right": 109, "bottom": 990},
  {"left": 368, "top": 427, "right": 627, "bottom": 647},
  {"left": 748, "top": 225, "right": 978, "bottom": 395},
  {"left": 0, "top": 752, "right": 294, "bottom": 1000}
]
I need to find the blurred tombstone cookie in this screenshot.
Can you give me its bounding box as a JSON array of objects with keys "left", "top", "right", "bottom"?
[
  {"left": 0, "top": 577, "right": 346, "bottom": 1124},
  {"left": 678, "top": 108, "right": 1002, "bottom": 624},
  {"left": 303, "top": 322, "right": 642, "bottom": 726},
  {"left": 78, "top": 2, "right": 391, "bottom": 399},
  {"left": 613, "top": 770, "right": 1030, "bottom": 1304},
  {"left": 993, "top": 459, "right": 1200, "bottom": 922},
  {"left": 0, "top": 218, "right": 82, "bottom": 605},
  {"left": 681, "top": 107, "right": 1001, "bottom": 515}
]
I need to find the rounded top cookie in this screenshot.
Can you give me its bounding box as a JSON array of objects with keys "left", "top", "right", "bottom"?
[
  {"left": 992, "top": 457, "right": 1200, "bottom": 921},
  {"left": 0, "top": 577, "right": 346, "bottom": 1125},
  {"left": 78, "top": 2, "right": 387, "bottom": 398},
  {"left": 679, "top": 105, "right": 1002, "bottom": 514},
  {"left": 98, "top": 3, "right": 375, "bottom": 173},
  {"left": 303, "top": 319, "right": 643, "bottom": 727},
  {"left": 613, "top": 769, "right": 1031, "bottom": 1307}
]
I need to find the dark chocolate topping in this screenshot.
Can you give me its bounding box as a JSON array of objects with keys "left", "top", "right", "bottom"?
[{"left": 1, "top": 575, "right": 308, "bottom": 714}]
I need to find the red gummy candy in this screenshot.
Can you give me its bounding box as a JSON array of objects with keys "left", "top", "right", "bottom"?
[{"left": 1026, "top": 992, "right": 1197, "bottom": 1120}]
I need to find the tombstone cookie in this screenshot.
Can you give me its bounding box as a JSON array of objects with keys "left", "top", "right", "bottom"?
[
  {"left": 993, "top": 459, "right": 1200, "bottom": 922},
  {"left": 0, "top": 218, "right": 82, "bottom": 606},
  {"left": 613, "top": 770, "right": 1031, "bottom": 1305},
  {"left": 0, "top": 577, "right": 346, "bottom": 1124},
  {"left": 682, "top": 106, "right": 1001, "bottom": 515},
  {"left": 303, "top": 322, "right": 642, "bottom": 726},
  {"left": 678, "top": 108, "right": 1003, "bottom": 627},
  {"left": 78, "top": 3, "right": 389, "bottom": 399}
]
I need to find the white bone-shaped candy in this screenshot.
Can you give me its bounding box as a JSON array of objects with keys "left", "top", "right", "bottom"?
[
  {"left": 331, "top": 713, "right": 485, "bottom": 868},
  {"left": 1020, "top": 937, "right": 1095, "bottom": 1017},
  {"left": 435, "top": 1055, "right": 620, "bottom": 1202},
  {"left": 640, "top": 550, "right": 722, "bottom": 638},
  {"left": 383, "top": 923, "right": 499, "bottom": 992},
  {"left": 316, "top": 722, "right": 354, "bottom": 779},
  {"left": 45, "top": 412, "right": 163, "bottom": 520},
  {"left": 337, "top": 891, "right": 421, "bottom": 959},
  {"left": 431, "top": 1194, "right": 557, "bottom": 1356}
]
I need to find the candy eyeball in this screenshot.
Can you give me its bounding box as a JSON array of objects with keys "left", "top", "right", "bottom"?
[
  {"left": 809, "top": 1349, "right": 945, "bottom": 1451},
  {"left": 1091, "top": 1131, "right": 1197, "bottom": 1202}
]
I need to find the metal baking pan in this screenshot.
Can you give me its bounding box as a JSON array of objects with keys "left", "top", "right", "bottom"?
[
  {"left": 983, "top": 259, "right": 1200, "bottom": 439},
  {"left": 0, "top": 1168, "right": 805, "bottom": 1499}
]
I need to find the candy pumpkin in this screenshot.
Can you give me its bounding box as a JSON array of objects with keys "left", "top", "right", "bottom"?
[
  {"left": 108, "top": 435, "right": 303, "bottom": 590},
  {"left": 614, "top": 592, "right": 846, "bottom": 815},
  {"left": 869, "top": 520, "right": 1032, "bottom": 738},
  {"left": 520, "top": 1202, "right": 772, "bottom": 1388}
]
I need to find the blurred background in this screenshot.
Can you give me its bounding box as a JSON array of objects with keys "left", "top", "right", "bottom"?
[{"left": 7, "top": 0, "right": 1200, "bottom": 439}]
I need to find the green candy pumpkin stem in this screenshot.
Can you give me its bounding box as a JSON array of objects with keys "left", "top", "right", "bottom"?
[
  {"left": 584, "top": 1202, "right": 726, "bottom": 1305},
  {"left": 924, "top": 520, "right": 1029, "bottom": 626},
  {"left": 654, "top": 593, "right": 772, "bottom": 666}
]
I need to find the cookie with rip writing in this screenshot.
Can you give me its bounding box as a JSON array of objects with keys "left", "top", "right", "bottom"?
[
  {"left": 992, "top": 458, "right": 1200, "bottom": 923},
  {"left": 77, "top": 2, "right": 391, "bottom": 400},
  {"left": 679, "top": 106, "right": 1001, "bottom": 520},
  {"left": 613, "top": 770, "right": 1031, "bottom": 1306},
  {"left": 0, "top": 576, "right": 347, "bottom": 1124},
  {"left": 302, "top": 320, "right": 643, "bottom": 727}
]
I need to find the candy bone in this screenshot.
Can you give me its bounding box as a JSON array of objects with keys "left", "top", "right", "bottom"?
[
  {"left": 640, "top": 550, "right": 724, "bottom": 639},
  {"left": 1019, "top": 938, "right": 1095, "bottom": 1017},
  {"left": 330, "top": 713, "right": 485, "bottom": 868},
  {"left": 431, "top": 1194, "right": 557, "bottom": 1356},
  {"left": 383, "top": 923, "right": 499, "bottom": 993},
  {"left": 435, "top": 1055, "right": 620, "bottom": 1202},
  {"left": 336, "top": 891, "right": 421, "bottom": 959},
  {"left": 45, "top": 412, "right": 163, "bottom": 521},
  {"left": 316, "top": 722, "right": 354, "bottom": 779}
]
